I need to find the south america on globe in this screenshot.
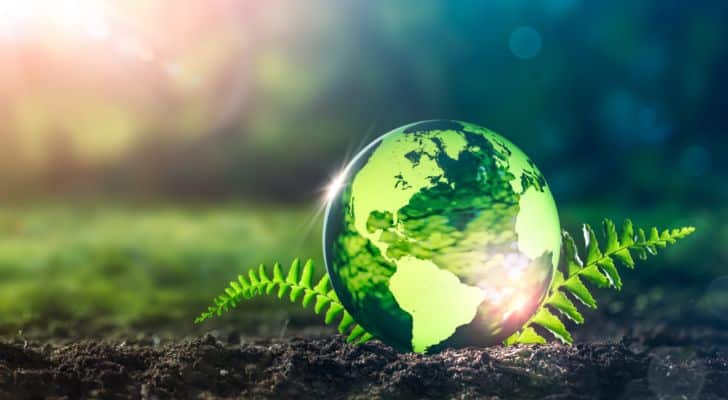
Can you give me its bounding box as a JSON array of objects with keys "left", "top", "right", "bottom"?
[{"left": 323, "top": 120, "right": 561, "bottom": 354}]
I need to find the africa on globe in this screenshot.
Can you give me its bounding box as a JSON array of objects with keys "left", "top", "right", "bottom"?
[{"left": 323, "top": 120, "right": 561, "bottom": 354}]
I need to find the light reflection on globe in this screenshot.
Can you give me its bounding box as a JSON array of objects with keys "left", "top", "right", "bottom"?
[{"left": 323, "top": 120, "right": 561, "bottom": 353}]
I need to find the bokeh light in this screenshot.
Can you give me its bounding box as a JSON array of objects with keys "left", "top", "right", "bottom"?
[
  {"left": 509, "top": 26, "right": 542, "bottom": 59},
  {"left": 0, "top": 0, "right": 110, "bottom": 38}
]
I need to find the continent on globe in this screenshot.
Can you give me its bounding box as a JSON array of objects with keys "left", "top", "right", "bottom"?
[
  {"left": 388, "top": 256, "right": 487, "bottom": 353},
  {"left": 323, "top": 120, "right": 561, "bottom": 353}
]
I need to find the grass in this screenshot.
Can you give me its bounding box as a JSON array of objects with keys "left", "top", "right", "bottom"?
[{"left": 0, "top": 203, "right": 324, "bottom": 335}]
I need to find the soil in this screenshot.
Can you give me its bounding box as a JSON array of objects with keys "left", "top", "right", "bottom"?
[
  {"left": 2, "top": 284, "right": 727, "bottom": 399},
  {"left": 1, "top": 326, "right": 727, "bottom": 400}
]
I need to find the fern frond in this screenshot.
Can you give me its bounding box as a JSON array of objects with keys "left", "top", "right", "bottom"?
[
  {"left": 506, "top": 219, "right": 695, "bottom": 345},
  {"left": 195, "top": 259, "right": 374, "bottom": 344}
]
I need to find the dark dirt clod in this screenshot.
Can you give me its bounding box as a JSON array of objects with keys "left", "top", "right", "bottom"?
[{"left": 2, "top": 333, "right": 727, "bottom": 400}]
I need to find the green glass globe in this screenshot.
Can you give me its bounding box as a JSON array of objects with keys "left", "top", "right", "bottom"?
[{"left": 323, "top": 120, "right": 561, "bottom": 353}]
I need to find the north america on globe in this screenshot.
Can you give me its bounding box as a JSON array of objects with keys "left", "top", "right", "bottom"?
[{"left": 323, "top": 120, "right": 562, "bottom": 354}]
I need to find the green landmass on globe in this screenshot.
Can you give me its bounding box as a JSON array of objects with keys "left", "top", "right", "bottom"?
[{"left": 323, "top": 120, "right": 561, "bottom": 353}]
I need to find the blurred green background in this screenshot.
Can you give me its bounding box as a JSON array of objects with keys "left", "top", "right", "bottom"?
[{"left": 0, "top": 0, "right": 725, "bottom": 338}]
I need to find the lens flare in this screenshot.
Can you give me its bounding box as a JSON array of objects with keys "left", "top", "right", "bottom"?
[
  {"left": 0, "top": 0, "right": 110, "bottom": 39},
  {"left": 325, "top": 171, "right": 346, "bottom": 202}
]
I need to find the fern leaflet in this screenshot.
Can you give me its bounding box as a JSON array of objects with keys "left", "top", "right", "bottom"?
[
  {"left": 195, "top": 259, "right": 374, "bottom": 344},
  {"left": 505, "top": 219, "right": 695, "bottom": 345}
]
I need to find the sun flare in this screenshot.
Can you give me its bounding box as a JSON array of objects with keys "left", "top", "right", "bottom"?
[{"left": 0, "top": 0, "right": 110, "bottom": 39}]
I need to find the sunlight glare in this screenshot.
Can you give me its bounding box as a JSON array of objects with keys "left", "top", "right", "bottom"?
[
  {"left": 502, "top": 295, "right": 529, "bottom": 321},
  {"left": 325, "top": 171, "right": 346, "bottom": 202},
  {"left": 0, "top": 0, "right": 110, "bottom": 39}
]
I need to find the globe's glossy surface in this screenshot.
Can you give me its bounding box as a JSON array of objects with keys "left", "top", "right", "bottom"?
[{"left": 323, "top": 120, "right": 561, "bottom": 353}]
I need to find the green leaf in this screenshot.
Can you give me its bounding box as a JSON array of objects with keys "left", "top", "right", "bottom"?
[
  {"left": 302, "top": 289, "right": 316, "bottom": 308},
  {"left": 603, "top": 219, "right": 619, "bottom": 253},
  {"left": 548, "top": 290, "right": 584, "bottom": 324},
  {"left": 289, "top": 286, "right": 305, "bottom": 302},
  {"left": 259, "top": 264, "right": 275, "bottom": 294},
  {"left": 597, "top": 257, "right": 622, "bottom": 290},
  {"left": 346, "top": 324, "right": 366, "bottom": 343},
  {"left": 258, "top": 264, "right": 271, "bottom": 284},
  {"left": 286, "top": 258, "right": 300, "bottom": 284},
  {"left": 579, "top": 264, "right": 609, "bottom": 288},
  {"left": 357, "top": 332, "right": 375, "bottom": 344},
  {"left": 562, "top": 276, "right": 597, "bottom": 308},
  {"left": 248, "top": 269, "right": 261, "bottom": 296},
  {"left": 314, "top": 295, "right": 331, "bottom": 314},
  {"left": 620, "top": 219, "right": 635, "bottom": 247},
  {"left": 326, "top": 289, "right": 340, "bottom": 302},
  {"left": 275, "top": 263, "right": 288, "bottom": 298},
  {"left": 531, "top": 308, "right": 572, "bottom": 344},
  {"left": 582, "top": 224, "right": 603, "bottom": 265},
  {"left": 300, "top": 259, "right": 314, "bottom": 289},
  {"left": 562, "top": 231, "right": 583, "bottom": 276},
  {"left": 649, "top": 227, "right": 660, "bottom": 243},
  {"left": 237, "top": 275, "right": 251, "bottom": 292},
  {"left": 276, "top": 285, "right": 288, "bottom": 299},
  {"left": 510, "top": 327, "right": 546, "bottom": 345},
  {"left": 325, "top": 303, "right": 344, "bottom": 324},
  {"left": 612, "top": 249, "right": 635, "bottom": 269},
  {"left": 313, "top": 275, "right": 330, "bottom": 294},
  {"left": 672, "top": 226, "right": 696, "bottom": 239},
  {"left": 248, "top": 269, "right": 260, "bottom": 288},
  {"left": 637, "top": 228, "right": 647, "bottom": 244},
  {"left": 272, "top": 262, "right": 285, "bottom": 282},
  {"left": 504, "top": 331, "right": 519, "bottom": 346},
  {"left": 338, "top": 312, "right": 355, "bottom": 332}
]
